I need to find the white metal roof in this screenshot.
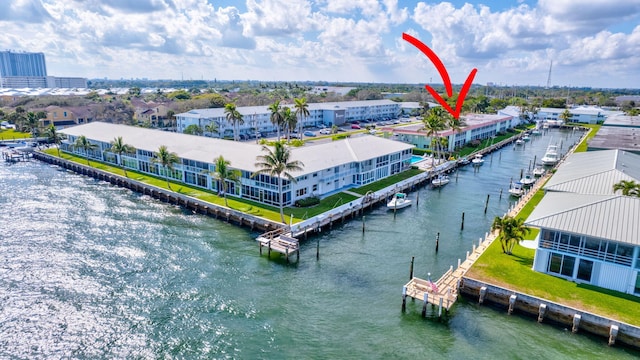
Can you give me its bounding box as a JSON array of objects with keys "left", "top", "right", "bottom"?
[
  {"left": 544, "top": 149, "right": 640, "bottom": 194},
  {"left": 525, "top": 193, "right": 640, "bottom": 246},
  {"left": 60, "top": 122, "right": 413, "bottom": 175}
]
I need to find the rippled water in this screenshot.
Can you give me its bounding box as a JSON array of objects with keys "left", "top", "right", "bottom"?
[{"left": 1, "top": 129, "right": 638, "bottom": 359}]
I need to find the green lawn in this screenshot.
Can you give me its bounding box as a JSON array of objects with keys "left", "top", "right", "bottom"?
[
  {"left": 0, "top": 128, "right": 33, "bottom": 140},
  {"left": 467, "top": 174, "right": 640, "bottom": 326},
  {"left": 573, "top": 124, "right": 601, "bottom": 152},
  {"left": 43, "top": 149, "right": 371, "bottom": 224},
  {"left": 350, "top": 168, "right": 423, "bottom": 195}
]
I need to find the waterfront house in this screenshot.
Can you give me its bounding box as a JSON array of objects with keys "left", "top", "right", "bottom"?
[
  {"left": 39, "top": 105, "right": 94, "bottom": 128},
  {"left": 534, "top": 106, "right": 618, "bottom": 125},
  {"left": 525, "top": 150, "right": 640, "bottom": 295},
  {"left": 59, "top": 122, "right": 414, "bottom": 207}
]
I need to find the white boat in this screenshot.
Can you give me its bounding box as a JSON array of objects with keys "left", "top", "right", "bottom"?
[
  {"left": 432, "top": 174, "right": 450, "bottom": 188},
  {"left": 520, "top": 172, "right": 536, "bottom": 187},
  {"left": 515, "top": 139, "right": 524, "bottom": 146},
  {"left": 541, "top": 144, "right": 560, "bottom": 166},
  {"left": 471, "top": 154, "right": 484, "bottom": 166},
  {"left": 531, "top": 129, "right": 541, "bottom": 136},
  {"left": 457, "top": 157, "right": 470, "bottom": 166},
  {"left": 509, "top": 182, "right": 524, "bottom": 197},
  {"left": 522, "top": 134, "right": 531, "bottom": 142},
  {"left": 533, "top": 166, "right": 545, "bottom": 177},
  {"left": 387, "top": 193, "right": 412, "bottom": 210}
]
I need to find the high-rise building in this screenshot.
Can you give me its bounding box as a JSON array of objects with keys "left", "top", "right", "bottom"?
[
  {"left": 0, "top": 51, "right": 47, "bottom": 77},
  {"left": 0, "top": 50, "right": 86, "bottom": 89}
]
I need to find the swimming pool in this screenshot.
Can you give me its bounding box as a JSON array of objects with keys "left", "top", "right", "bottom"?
[{"left": 410, "top": 155, "right": 426, "bottom": 164}]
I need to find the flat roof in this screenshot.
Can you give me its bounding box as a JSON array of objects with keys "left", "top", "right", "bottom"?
[
  {"left": 587, "top": 127, "right": 640, "bottom": 153},
  {"left": 176, "top": 99, "right": 400, "bottom": 119},
  {"left": 60, "top": 122, "right": 413, "bottom": 175},
  {"left": 380, "top": 113, "right": 513, "bottom": 136},
  {"left": 603, "top": 115, "right": 640, "bottom": 128}
]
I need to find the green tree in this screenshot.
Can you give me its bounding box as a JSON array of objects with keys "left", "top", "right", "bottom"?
[
  {"left": 294, "top": 97, "right": 310, "bottom": 140},
  {"left": 184, "top": 124, "right": 204, "bottom": 135},
  {"left": 422, "top": 107, "right": 448, "bottom": 161},
  {"left": 204, "top": 122, "right": 218, "bottom": 137},
  {"left": 45, "top": 124, "right": 64, "bottom": 157},
  {"left": 253, "top": 142, "right": 304, "bottom": 223},
  {"left": 613, "top": 180, "right": 640, "bottom": 197},
  {"left": 206, "top": 155, "right": 241, "bottom": 207},
  {"left": 152, "top": 145, "right": 180, "bottom": 190},
  {"left": 282, "top": 106, "right": 296, "bottom": 141},
  {"left": 268, "top": 100, "right": 284, "bottom": 141},
  {"left": 224, "top": 103, "right": 244, "bottom": 141},
  {"left": 166, "top": 110, "right": 175, "bottom": 129},
  {"left": 491, "top": 215, "right": 531, "bottom": 255},
  {"left": 559, "top": 109, "right": 572, "bottom": 125},
  {"left": 73, "top": 135, "right": 98, "bottom": 165},
  {"left": 110, "top": 136, "right": 136, "bottom": 177}
]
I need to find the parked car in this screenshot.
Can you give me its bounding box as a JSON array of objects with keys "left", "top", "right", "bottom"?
[
  {"left": 303, "top": 131, "right": 316, "bottom": 137},
  {"left": 319, "top": 129, "right": 331, "bottom": 135},
  {"left": 351, "top": 124, "right": 361, "bottom": 129}
]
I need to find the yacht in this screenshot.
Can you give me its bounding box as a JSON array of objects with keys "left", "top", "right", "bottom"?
[
  {"left": 541, "top": 144, "right": 560, "bottom": 166},
  {"left": 471, "top": 154, "right": 484, "bottom": 166},
  {"left": 387, "top": 193, "right": 412, "bottom": 210}
]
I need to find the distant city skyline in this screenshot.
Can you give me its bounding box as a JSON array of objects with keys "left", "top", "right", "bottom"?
[{"left": 1, "top": 1, "right": 639, "bottom": 89}]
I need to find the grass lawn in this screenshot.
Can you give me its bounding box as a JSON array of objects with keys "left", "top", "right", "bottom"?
[
  {"left": 350, "top": 168, "right": 423, "bottom": 195},
  {"left": 467, "top": 156, "right": 640, "bottom": 325},
  {"left": 0, "top": 129, "right": 33, "bottom": 140},
  {"left": 43, "top": 149, "right": 369, "bottom": 224},
  {"left": 573, "top": 124, "right": 601, "bottom": 152}
]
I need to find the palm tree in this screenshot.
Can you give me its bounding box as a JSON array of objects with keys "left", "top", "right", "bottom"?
[
  {"left": 253, "top": 142, "right": 304, "bottom": 223},
  {"left": 152, "top": 145, "right": 180, "bottom": 190},
  {"left": 613, "top": 180, "right": 640, "bottom": 197},
  {"left": 224, "top": 103, "right": 244, "bottom": 141},
  {"left": 491, "top": 215, "right": 531, "bottom": 255},
  {"left": 282, "top": 106, "right": 296, "bottom": 141},
  {"left": 110, "top": 136, "right": 136, "bottom": 177},
  {"left": 422, "top": 107, "right": 447, "bottom": 163},
  {"left": 73, "top": 135, "right": 98, "bottom": 165},
  {"left": 204, "top": 122, "right": 218, "bottom": 137},
  {"left": 45, "top": 124, "right": 64, "bottom": 157},
  {"left": 166, "top": 110, "right": 175, "bottom": 130},
  {"left": 294, "top": 97, "right": 310, "bottom": 140},
  {"left": 206, "top": 155, "right": 241, "bottom": 207},
  {"left": 559, "top": 109, "right": 572, "bottom": 125},
  {"left": 268, "top": 100, "right": 284, "bottom": 141}
]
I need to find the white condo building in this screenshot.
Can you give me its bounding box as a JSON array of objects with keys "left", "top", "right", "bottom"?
[
  {"left": 175, "top": 100, "right": 402, "bottom": 139},
  {"left": 60, "top": 122, "right": 414, "bottom": 207}
]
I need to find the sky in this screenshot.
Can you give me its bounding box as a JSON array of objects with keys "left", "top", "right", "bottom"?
[{"left": 1, "top": 0, "right": 639, "bottom": 89}]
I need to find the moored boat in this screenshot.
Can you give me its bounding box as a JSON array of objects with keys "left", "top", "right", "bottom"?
[
  {"left": 387, "top": 193, "right": 411, "bottom": 210},
  {"left": 471, "top": 154, "right": 484, "bottom": 166},
  {"left": 508, "top": 181, "right": 524, "bottom": 197},
  {"left": 520, "top": 172, "right": 536, "bottom": 187},
  {"left": 541, "top": 144, "right": 560, "bottom": 166},
  {"left": 533, "top": 166, "right": 545, "bottom": 177},
  {"left": 431, "top": 174, "right": 450, "bottom": 188}
]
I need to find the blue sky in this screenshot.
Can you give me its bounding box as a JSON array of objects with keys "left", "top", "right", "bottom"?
[{"left": 1, "top": 0, "right": 639, "bottom": 88}]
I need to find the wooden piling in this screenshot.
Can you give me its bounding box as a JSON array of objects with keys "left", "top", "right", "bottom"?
[
  {"left": 409, "top": 256, "right": 415, "bottom": 280},
  {"left": 362, "top": 215, "right": 366, "bottom": 233},
  {"left": 316, "top": 238, "right": 320, "bottom": 260},
  {"left": 435, "top": 232, "right": 440, "bottom": 253},
  {"left": 484, "top": 194, "right": 490, "bottom": 214},
  {"left": 460, "top": 212, "right": 465, "bottom": 231}
]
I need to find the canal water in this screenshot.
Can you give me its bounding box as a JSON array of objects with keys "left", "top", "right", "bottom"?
[{"left": 1, "top": 128, "right": 638, "bottom": 359}]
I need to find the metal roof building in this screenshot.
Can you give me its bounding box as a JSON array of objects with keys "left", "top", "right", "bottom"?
[
  {"left": 524, "top": 149, "right": 640, "bottom": 295},
  {"left": 60, "top": 122, "right": 414, "bottom": 208}
]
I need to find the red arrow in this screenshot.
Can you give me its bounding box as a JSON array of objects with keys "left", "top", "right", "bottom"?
[{"left": 402, "top": 33, "right": 477, "bottom": 119}]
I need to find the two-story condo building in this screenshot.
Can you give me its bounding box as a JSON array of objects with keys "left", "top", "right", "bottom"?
[
  {"left": 60, "top": 122, "right": 414, "bottom": 207},
  {"left": 525, "top": 150, "right": 640, "bottom": 296},
  {"left": 175, "top": 100, "right": 402, "bottom": 138}
]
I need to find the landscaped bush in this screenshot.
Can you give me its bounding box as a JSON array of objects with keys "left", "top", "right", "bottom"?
[
  {"left": 332, "top": 134, "right": 351, "bottom": 141},
  {"left": 295, "top": 196, "right": 320, "bottom": 207}
]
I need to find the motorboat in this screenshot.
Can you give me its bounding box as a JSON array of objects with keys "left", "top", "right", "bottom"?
[
  {"left": 522, "top": 134, "right": 531, "bottom": 142},
  {"left": 531, "top": 129, "right": 541, "bottom": 136},
  {"left": 541, "top": 144, "right": 560, "bottom": 166},
  {"left": 457, "top": 157, "right": 470, "bottom": 166},
  {"left": 533, "top": 166, "right": 545, "bottom": 177},
  {"left": 431, "top": 174, "right": 450, "bottom": 188},
  {"left": 509, "top": 181, "right": 524, "bottom": 197},
  {"left": 515, "top": 139, "right": 524, "bottom": 146},
  {"left": 387, "top": 192, "right": 412, "bottom": 210},
  {"left": 520, "top": 172, "right": 536, "bottom": 187},
  {"left": 471, "top": 154, "right": 484, "bottom": 166}
]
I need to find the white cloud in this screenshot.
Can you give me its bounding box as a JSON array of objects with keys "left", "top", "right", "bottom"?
[{"left": 0, "top": 0, "right": 51, "bottom": 23}]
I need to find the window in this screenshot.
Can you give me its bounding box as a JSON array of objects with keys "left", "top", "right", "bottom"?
[
  {"left": 312, "top": 184, "right": 318, "bottom": 192},
  {"left": 577, "top": 259, "right": 593, "bottom": 282},
  {"left": 548, "top": 253, "right": 575, "bottom": 278}
]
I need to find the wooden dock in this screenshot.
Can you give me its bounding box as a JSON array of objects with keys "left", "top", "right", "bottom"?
[{"left": 256, "top": 228, "right": 300, "bottom": 262}]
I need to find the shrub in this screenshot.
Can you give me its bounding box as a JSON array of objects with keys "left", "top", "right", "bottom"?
[{"left": 295, "top": 196, "right": 320, "bottom": 207}]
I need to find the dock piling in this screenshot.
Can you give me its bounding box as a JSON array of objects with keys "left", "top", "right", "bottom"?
[
  {"left": 460, "top": 212, "right": 465, "bottom": 231},
  {"left": 409, "top": 256, "right": 415, "bottom": 280},
  {"left": 435, "top": 232, "right": 439, "bottom": 253},
  {"left": 484, "top": 194, "right": 490, "bottom": 214},
  {"left": 572, "top": 314, "right": 581, "bottom": 333},
  {"left": 362, "top": 215, "right": 366, "bottom": 233},
  {"left": 402, "top": 286, "right": 407, "bottom": 312}
]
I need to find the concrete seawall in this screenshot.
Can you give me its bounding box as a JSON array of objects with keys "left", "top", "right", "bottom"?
[
  {"left": 460, "top": 277, "right": 640, "bottom": 350},
  {"left": 33, "top": 151, "right": 285, "bottom": 233}
]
